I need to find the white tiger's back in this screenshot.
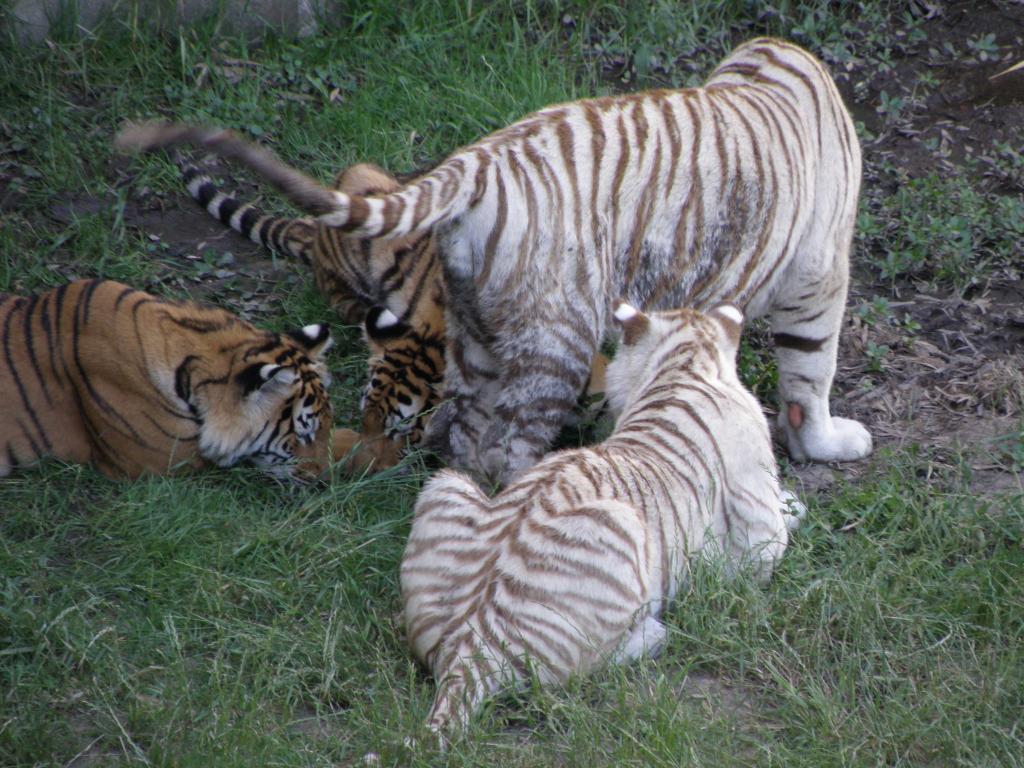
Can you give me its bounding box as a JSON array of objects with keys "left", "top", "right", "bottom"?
[{"left": 400, "top": 301, "right": 799, "bottom": 744}]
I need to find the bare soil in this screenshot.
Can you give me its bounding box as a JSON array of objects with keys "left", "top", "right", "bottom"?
[{"left": 806, "top": 0, "right": 1024, "bottom": 496}]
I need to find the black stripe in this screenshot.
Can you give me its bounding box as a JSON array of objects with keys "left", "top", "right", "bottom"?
[
  {"left": 113, "top": 285, "right": 136, "bottom": 311},
  {"left": 16, "top": 417, "right": 44, "bottom": 458},
  {"left": 39, "top": 291, "right": 63, "bottom": 388},
  {"left": 174, "top": 356, "right": 196, "bottom": 404},
  {"left": 21, "top": 294, "right": 53, "bottom": 407},
  {"left": 81, "top": 279, "right": 100, "bottom": 324},
  {"left": 71, "top": 282, "right": 146, "bottom": 443},
  {"left": 239, "top": 207, "right": 261, "bottom": 235},
  {"left": 142, "top": 411, "right": 198, "bottom": 441},
  {"left": 3, "top": 299, "right": 53, "bottom": 454},
  {"left": 267, "top": 218, "right": 290, "bottom": 251},
  {"left": 154, "top": 397, "right": 200, "bottom": 423},
  {"left": 256, "top": 217, "right": 275, "bottom": 247},
  {"left": 773, "top": 333, "right": 826, "bottom": 352},
  {"left": 196, "top": 180, "right": 218, "bottom": 208},
  {"left": 217, "top": 196, "right": 241, "bottom": 225},
  {"left": 170, "top": 316, "right": 229, "bottom": 334}
]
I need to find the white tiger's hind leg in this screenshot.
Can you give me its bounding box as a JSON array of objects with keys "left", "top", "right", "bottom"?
[
  {"left": 477, "top": 328, "right": 597, "bottom": 484},
  {"left": 424, "top": 319, "right": 502, "bottom": 475},
  {"left": 611, "top": 615, "right": 668, "bottom": 665},
  {"left": 770, "top": 267, "right": 872, "bottom": 463}
]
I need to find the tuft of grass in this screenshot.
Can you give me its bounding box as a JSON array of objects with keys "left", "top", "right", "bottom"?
[{"left": 858, "top": 170, "right": 1024, "bottom": 293}]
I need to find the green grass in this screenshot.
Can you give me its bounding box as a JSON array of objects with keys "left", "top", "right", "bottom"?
[
  {"left": 858, "top": 169, "right": 1024, "bottom": 294},
  {"left": 2, "top": 2, "right": 1023, "bottom": 766}
]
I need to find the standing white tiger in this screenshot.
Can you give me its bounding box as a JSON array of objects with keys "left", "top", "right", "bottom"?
[
  {"left": 117, "top": 37, "right": 872, "bottom": 483},
  {"left": 400, "top": 301, "right": 804, "bottom": 742}
]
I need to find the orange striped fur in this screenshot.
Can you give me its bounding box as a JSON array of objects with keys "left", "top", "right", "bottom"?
[
  {"left": 177, "top": 159, "right": 447, "bottom": 472},
  {"left": 401, "top": 302, "right": 804, "bottom": 742},
  {"left": 0, "top": 279, "right": 333, "bottom": 480},
  {"left": 118, "top": 37, "right": 872, "bottom": 483}
]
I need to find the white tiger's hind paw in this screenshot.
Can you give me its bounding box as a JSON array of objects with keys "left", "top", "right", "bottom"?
[
  {"left": 613, "top": 616, "right": 668, "bottom": 664},
  {"left": 780, "top": 489, "right": 806, "bottom": 532},
  {"left": 781, "top": 413, "right": 872, "bottom": 463}
]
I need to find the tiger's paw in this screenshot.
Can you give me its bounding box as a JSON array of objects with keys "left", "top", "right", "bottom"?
[
  {"left": 780, "top": 409, "right": 872, "bottom": 463},
  {"left": 612, "top": 616, "right": 667, "bottom": 664},
  {"left": 421, "top": 401, "right": 458, "bottom": 461}
]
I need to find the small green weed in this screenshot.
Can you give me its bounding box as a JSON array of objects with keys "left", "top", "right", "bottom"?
[{"left": 859, "top": 171, "right": 1024, "bottom": 293}]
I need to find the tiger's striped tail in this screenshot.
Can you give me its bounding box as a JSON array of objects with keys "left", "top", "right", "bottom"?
[
  {"left": 116, "top": 120, "right": 480, "bottom": 240},
  {"left": 425, "top": 657, "right": 501, "bottom": 749},
  {"left": 116, "top": 121, "right": 341, "bottom": 215},
  {"left": 178, "top": 160, "right": 314, "bottom": 265}
]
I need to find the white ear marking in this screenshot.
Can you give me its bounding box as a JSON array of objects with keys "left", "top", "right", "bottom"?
[
  {"left": 375, "top": 309, "right": 400, "bottom": 329},
  {"left": 614, "top": 303, "right": 639, "bottom": 322},
  {"left": 715, "top": 304, "right": 744, "bottom": 325},
  {"left": 302, "top": 323, "right": 322, "bottom": 340}
]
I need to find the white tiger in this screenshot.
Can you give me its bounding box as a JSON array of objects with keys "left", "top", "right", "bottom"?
[
  {"left": 117, "top": 37, "right": 872, "bottom": 484},
  {"left": 400, "top": 301, "right": 805, "bottom": 743}
]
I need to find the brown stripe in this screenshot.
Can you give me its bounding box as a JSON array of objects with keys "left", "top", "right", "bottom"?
[
  {"left": 773, "top": 332, "right": 827, "bottom": 352},
  {"left": 754, "top": 45, "right": 822, "bottom": 150},
  {"left": 608, "top": 111, "right": 631, "bottom": 254}
]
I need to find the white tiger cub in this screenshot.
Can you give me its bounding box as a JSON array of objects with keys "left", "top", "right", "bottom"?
[{"left": 400, "top": 300, "right": 804, "bottom": 744}]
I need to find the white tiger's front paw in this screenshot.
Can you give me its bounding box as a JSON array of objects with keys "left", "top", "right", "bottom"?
[
  {"left": 780, "top": 412, "right": 872, "bottom": 463},
  {"left": 613, "top": 615, "right": 668, "bottom": 664}
]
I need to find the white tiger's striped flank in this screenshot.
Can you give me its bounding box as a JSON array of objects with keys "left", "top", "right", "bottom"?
[
  {"left": 400, "top": 301, "right": 804, "bottom": 742},
  {"left": 117, "top": 37, "right": 873, "bottom": 483}
]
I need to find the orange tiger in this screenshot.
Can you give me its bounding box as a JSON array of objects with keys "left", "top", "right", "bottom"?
[
  {"left": 0, "top": 279, "right": 334, "bottom": 480},
  {"left": 118, "top": 37, "right": 872, "bottom": 484},
  {"left": 178, "top": 158, "right": 446, "bottom": 472}
]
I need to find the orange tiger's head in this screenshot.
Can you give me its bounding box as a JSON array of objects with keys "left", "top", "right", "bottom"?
[{"left": 185, "top": 323, "right": 334, "bottom": 480}]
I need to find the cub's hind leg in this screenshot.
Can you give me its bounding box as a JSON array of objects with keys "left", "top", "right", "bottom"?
[{"left": 769, "top": 255, "right": 872, "bottom": 464}]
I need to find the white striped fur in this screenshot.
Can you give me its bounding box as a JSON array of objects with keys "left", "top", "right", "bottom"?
[
  {"left": 117, "top": 37, "right": 873, "bottom": 483},
  {"left": 401, "top": 302, "right": 804, "bottom": 743}
]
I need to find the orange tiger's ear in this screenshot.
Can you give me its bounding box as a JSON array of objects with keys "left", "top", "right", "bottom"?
[
  {"left": 287, "top": 323, "right": 333, "bottom": 359},
  {"left": 238, "top": 363, "right": 299, "bottom": 399},
  {"left": 334, "top": 163, "right": 401, "bottom": 196},
  {"left": 364, "top": 306, "right": 411, "bottom": 342},
  {"left": 708, "top": 303, "right": 744, "bottom": 347},
  {"left": 612, "top": 299, "right": 650, "bottom": 346}
]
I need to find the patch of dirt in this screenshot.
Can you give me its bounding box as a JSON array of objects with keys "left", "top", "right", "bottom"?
[
  {"left": 60, "top": 159, "right": 309, "bottom": 320},
  {"left": 788, "top": 0, "right": 1024, "bottom": 496}
]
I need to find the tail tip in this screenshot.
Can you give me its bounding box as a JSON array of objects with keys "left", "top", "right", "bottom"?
[{"left": 114, "top": 120, "right": 168, "bottom": 153}]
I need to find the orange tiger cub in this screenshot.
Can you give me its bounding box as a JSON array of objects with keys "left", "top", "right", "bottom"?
[
  {"left": 179, "top": 158, "right": 447, "bottom": 472},
  {"left": 401, "top": 301, "right": 804, "bottom": 743},
  {"left": 0, "top": 279, "right": 334, "bottom": 480}
]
